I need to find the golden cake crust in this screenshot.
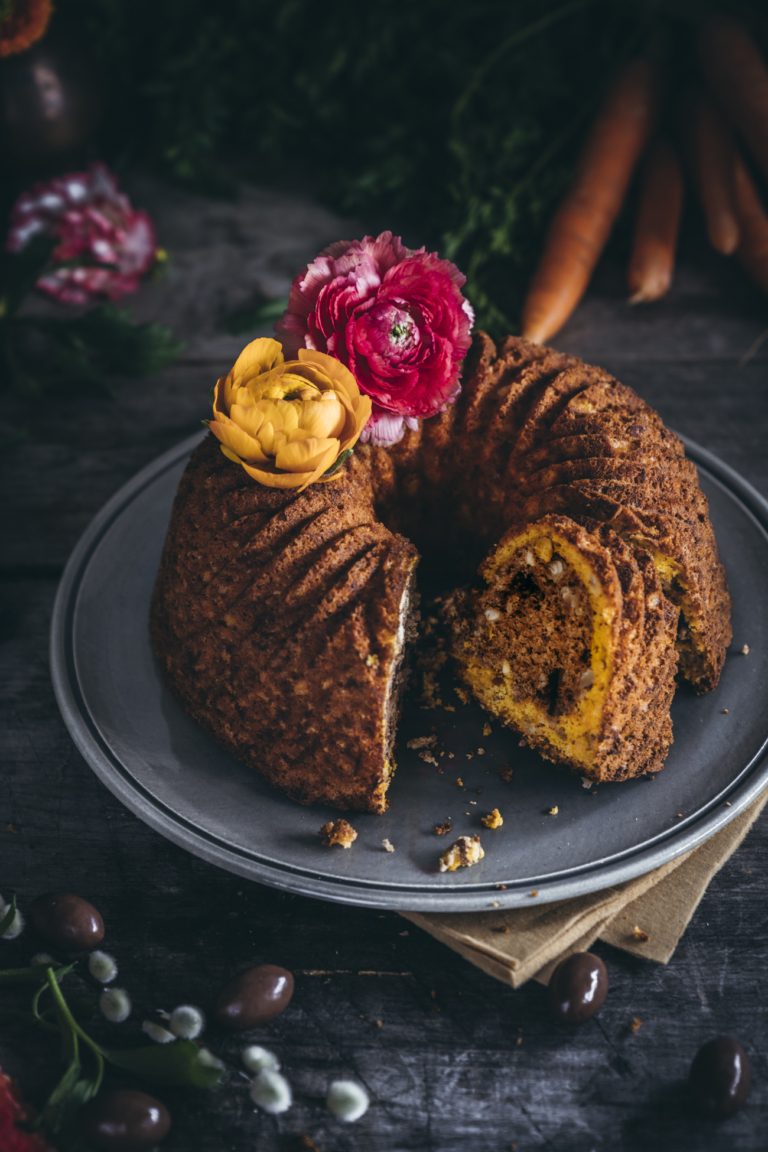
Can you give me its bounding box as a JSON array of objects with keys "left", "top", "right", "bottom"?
[
  {"left": 152, "top": 333, "right": 731, "bottom": 807},
  {"left": 152, "top": 439, "right": 417, "bottom": 813}
]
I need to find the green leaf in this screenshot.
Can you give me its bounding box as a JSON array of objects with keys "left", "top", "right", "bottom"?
[
  {"left": 221, "top": 295, "right": 288, "bottom": 334},
  {"left": 323, "top": 447, "right": 354, "bottom": 478},
  {"left": 0, "top": 235, "right": 56, "bottom": 316},
  {"left": 44, "top": 305, "right": 183, "bottom": 378},
  {"left": 105, "top": 1039, "right": 224, "bottom": 1089},
  {"left": 0, "top": 895, "right": 17, "bottom": 936},
  {"left": 42, "top": 1058, "right": 100, "bottom": 1135}
]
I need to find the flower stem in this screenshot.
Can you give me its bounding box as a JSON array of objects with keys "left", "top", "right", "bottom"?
[{"left": 45, "top": 967, "right": 106, "bottom": 1093}]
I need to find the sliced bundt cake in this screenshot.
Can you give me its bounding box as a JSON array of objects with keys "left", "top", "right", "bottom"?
[
  {"left": 151, "top": 442, "right": 417, "bottom": 813},
  {"left": 152, "top": 332, "right": 731, "bottom": 810},
  {"left": 449, "top": 515, "right": 679, "bottom": 782}
]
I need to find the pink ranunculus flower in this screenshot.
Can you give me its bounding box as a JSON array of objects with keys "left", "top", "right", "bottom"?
[
  {"left": 6, "top": 164, "right": 158, "bottom": 305},
  {"left": 277, "top": 231, "right": 474, "bottom": 446}
]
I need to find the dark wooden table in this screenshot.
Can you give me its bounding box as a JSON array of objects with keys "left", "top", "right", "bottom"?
[{"left": 2, "top": 179, "right": 767, "bottom": 1152}]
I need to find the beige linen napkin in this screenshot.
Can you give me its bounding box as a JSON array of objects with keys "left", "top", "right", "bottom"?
[{"left": 403, "top": 793, "right": 766, "bottom": 988}]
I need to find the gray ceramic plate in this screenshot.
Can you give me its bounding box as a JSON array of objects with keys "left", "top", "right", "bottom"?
[{"left": 51, "top": 433, "right": 768, "bottom": 911}]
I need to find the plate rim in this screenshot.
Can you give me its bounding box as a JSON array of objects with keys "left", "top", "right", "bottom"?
[{"left": 50, "top": 432, "right": 768, "bottom": 911}]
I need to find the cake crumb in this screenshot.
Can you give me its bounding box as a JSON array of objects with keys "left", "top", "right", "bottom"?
[
  {"left": 546, "top": 805, "right": 559, "bottom": 817},
  {"left": 581, "top": 777, "right": 594, "bottom": 789},
  {"left": 438, "top": 835, "right": 485, "bottom": 873},
  {"left": 481, "top": 808, "right": 504, "bottom": 830},
  {"left": 455, "top": 777, "right": 465, "bottom": 788},
  {"left": 382, "top": 838, "right": 395, "bottom": 853},
  {"left": 630, "top": 925, "right": 650, "bottom": 942},
  {"left": 529, "top": 889, "right": 539, "bottom": 898},
  {"left": 433, "top": 818, "right": 453, "bottom": 837},
  {"left": 465, "top": 752, "right": 474, "bottom": 760},
  {"left": 407, "top": 734, "right": 437, "bottom": 750},
  {"left": 629, "top": 1016, "right": 644, "bottom": 1034},
  {"left": 454, "top": 686, "right": 469, "bottom": 705},
  {"left": 283, "top": 1136, "right": 321, "bottom": 1152},
  {"left": 319, "top": 819, "right": 358, "bottom": 849},
  {"left": 721, "top": 708, "right": 730, "bottom": 715},
  {"left": 499, "top": 767, "right": 515, "bottom": 783},
  {"left": 418, "top": 750, "right": 439, "bottom": 767},
  {"left": 740, "top": 643, "right": 750, "bottom": 655},
  {"left": 373, "top": 1018, "right": 384, "bottom": 1029},
  {"left": 476, "top": 747, "right": 486, "bottom": 756},
  {"left": 443, "top": 704, "right": 456, "bottom": 713},
  {"left": 482, "top": 722, "right": 492, "bottom": 737}
]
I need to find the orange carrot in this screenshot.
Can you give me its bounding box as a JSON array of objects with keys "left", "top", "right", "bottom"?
[
  {"left": 521, "top": 57, "right": 659, "bottom": 344},
  {"left": 733, "top": 153, "right": 768, "bottom": 294},
  {"left": 698, "top": 15, "right": 768, "bottom": 186},
  {"left": 627, "top": 137, "right": 684, "bottom": 304},
  {"left": 688, "top": 89, "right": 740, "bottom": 255}
]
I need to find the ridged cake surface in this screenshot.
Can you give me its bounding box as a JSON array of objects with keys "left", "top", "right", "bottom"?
[{"left": 152, "top": 334, "right": 731, "bottom": 808}]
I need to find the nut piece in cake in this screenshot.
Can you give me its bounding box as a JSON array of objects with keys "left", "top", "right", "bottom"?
[
  {"left": 438, "top": 835, "right": 485, "bottom": 872},
  {"left": 319, "top": 819, "right": 358, "bottom": 849},
  {"left": 481, "top": 808, "right": 504, "bottom": 830}
]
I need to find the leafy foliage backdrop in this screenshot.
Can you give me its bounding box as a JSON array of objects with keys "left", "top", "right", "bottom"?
[{"left": 67, "top": 0, "right": 680, "bottom": 330}]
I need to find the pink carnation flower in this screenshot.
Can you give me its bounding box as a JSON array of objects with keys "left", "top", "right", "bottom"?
[
  {"left": 277, "top": 231, "right": 474, "bottom": 446},
  {"left": 6, "top": 164, "right": 157, "bottom": 305}
]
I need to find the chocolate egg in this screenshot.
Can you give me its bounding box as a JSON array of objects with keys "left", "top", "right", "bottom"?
[
  {"left": 78, "top": 1090, "right": 171, "bottom": 1151},
  {"left": 548, "top": 951, "right": 608, "bottom": 1023},
  {"left": 29, "top": 891, "right": 104, "bottom": 951},
  {"left": 690, "top": 1036, "right": 751, "bottom": 1118},
  {"left": 214, "top": 964, "right": 295, "bottom": 1029}
]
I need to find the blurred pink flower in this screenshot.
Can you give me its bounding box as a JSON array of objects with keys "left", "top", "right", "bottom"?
[
  {"left": 277, "top": 231, "right": 474, "bottom": 446},
  {"left": 6, "top": 164, "right": 158, "bottom": 305}
]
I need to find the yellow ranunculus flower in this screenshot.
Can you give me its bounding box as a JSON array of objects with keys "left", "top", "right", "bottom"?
[{"left": 208, "top": 338, "right": 372, "bottom": 491}]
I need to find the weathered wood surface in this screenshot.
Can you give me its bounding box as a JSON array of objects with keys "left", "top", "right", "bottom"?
[{"left": 1, "top": 179, "right": 767, "bottom": 1151}]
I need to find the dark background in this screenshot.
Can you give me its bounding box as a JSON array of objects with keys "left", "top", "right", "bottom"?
[{"left": 1, "top": 2, "right": 768, "bottom": 1150}]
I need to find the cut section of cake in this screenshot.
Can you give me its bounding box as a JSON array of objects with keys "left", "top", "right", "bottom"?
[{"left": 450, "top": 514, "right": 679, "bottom": 783}]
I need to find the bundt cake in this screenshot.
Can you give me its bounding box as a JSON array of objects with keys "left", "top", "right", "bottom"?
[{"left": 151, "top": 333, "right": 731, "bottom": 811}]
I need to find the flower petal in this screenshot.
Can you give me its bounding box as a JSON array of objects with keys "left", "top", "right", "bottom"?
[
  {"left": 230, "top": 403, "right": 266, "bottom": 440},
  {"left": 275, "top": 437, "right": 339, "bottom": 474},
  {"left": 230, "top": 338, "right": 284, "bottom": 385},
  {"left": 299, "top": 394, "right": 346, "bottom": 439},
  {"left": 240, "top": 460, "right": 329, "bottom": 491},
  {"left": 209, "top": 419, "right": 269, "bottom": 464}
]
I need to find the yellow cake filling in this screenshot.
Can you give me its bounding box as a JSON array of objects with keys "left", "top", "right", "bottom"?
[
  {"left": 641, "top": 544, "right": 703, "bottom": 667},
  {"left": 458, "top": 526, "right": 618, "bottom": 769}
]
